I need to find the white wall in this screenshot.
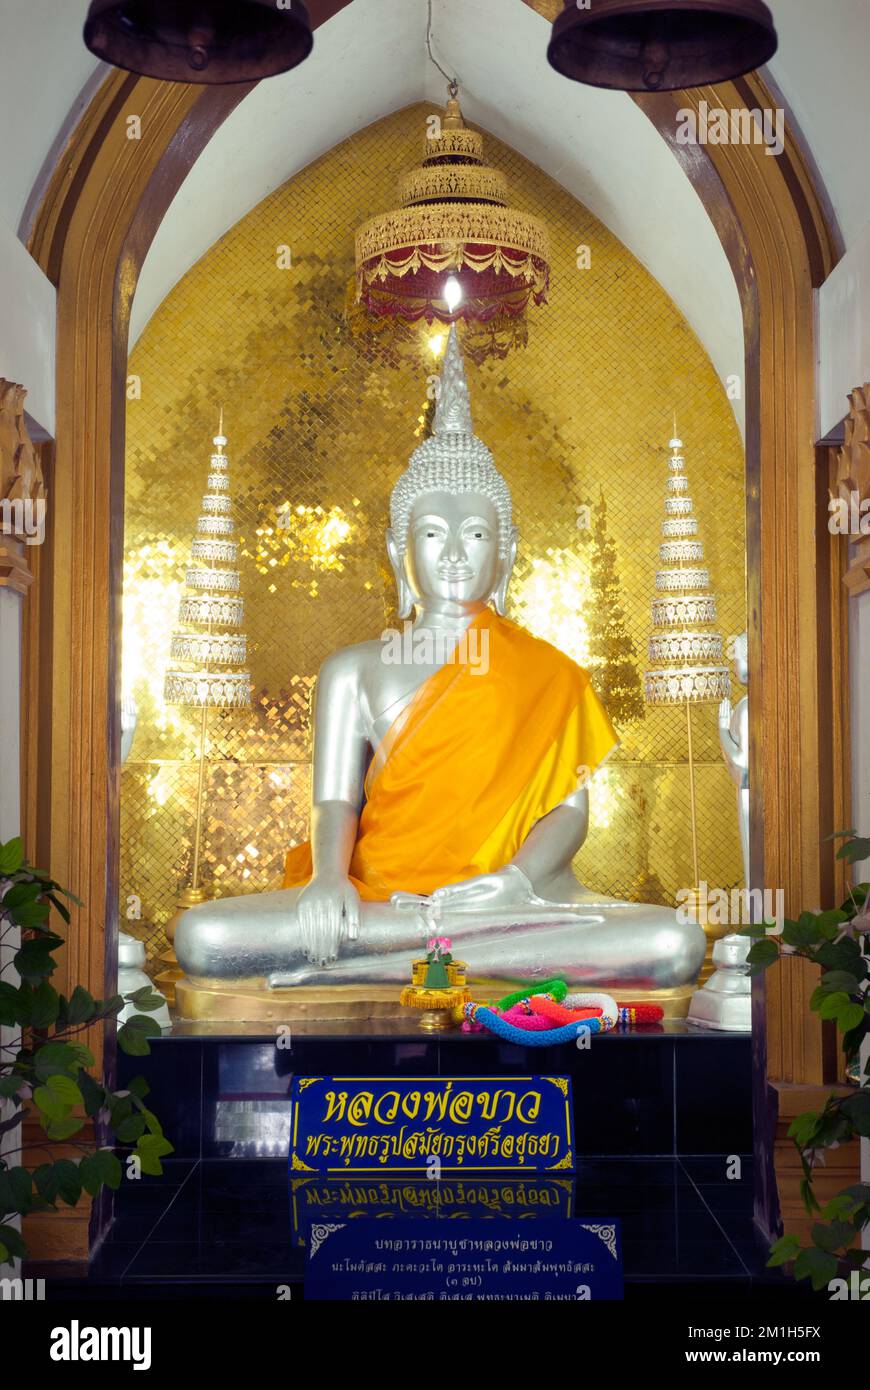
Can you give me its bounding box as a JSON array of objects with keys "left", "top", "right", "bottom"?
[
  {"left": 0, "top": 222, "right": 56, "bottom": 437},
  {"left": 817, "top": 221, "right": 870, "bottom": 442}
]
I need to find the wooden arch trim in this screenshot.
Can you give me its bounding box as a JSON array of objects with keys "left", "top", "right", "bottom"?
[
  {"left": 22, "top": 3, "right": 847, "bottom": 1219},
  {"left": 634, "top": 75, "right": 847, "bottom": 1088}
]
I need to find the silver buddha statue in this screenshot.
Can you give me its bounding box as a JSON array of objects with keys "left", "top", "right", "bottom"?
[{"left": 175, "top": 328, "right": 705, "bottom": 1008}]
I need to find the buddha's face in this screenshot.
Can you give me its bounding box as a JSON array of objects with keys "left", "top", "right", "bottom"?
[{"left": 401, "top": 490, "right": 503, "bottom": 610}]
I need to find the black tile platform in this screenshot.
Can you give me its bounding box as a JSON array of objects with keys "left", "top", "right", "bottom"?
[
  {"left": 34, "top": 1023, "right": 814, "bottom": 1300},
  {"left": 118, "top": 1019, "right": 754, "bottom": 1161},
  {"left": 46, "top": 1155, "right": 814, "bottom": 1300}
]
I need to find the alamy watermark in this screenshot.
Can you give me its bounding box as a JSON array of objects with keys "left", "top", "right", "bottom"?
[
  {"left": 828, "top": 490, "right": 870, "bottom": 537},
  {"left": 0, "top": 1276, "right": 45, "bottom": 1301},
  {"left": 380, "top": 621, "right": 490, "bottom": 675},
  {"left": 0, "top": 497, "right": 46, "bottom": 545},
  {"left": 676, "top": 881, "right": 784, "bottom": 933},
  {"left": 676, "top": 101, "right": 784, "bottom": 158}
]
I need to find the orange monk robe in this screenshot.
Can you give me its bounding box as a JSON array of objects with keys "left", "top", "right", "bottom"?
[{"left": 283, "top": 608, "right": 618, "bottom": 901}]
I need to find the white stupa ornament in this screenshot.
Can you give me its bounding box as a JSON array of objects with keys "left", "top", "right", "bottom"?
[
  {"left": 645, "top": 433, "right": 730, "bottom": 705},
  {"left": 164, "top": 414, "right": 251, "bottom": 709},
  {"left": 390, "top": 324, "right": 513, "bottom": 556}
]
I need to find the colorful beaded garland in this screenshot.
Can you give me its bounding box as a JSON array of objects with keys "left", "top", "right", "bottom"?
[{"left": 462, "top": 1000, "right": 609, "bottom": 1046}]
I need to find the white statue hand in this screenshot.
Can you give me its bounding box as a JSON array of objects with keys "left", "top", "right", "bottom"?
[
  {"left": 718, "top": 697, "right": 732, "bottom": 728},
  {"left": 431, "top": 864, "right": 536, "bottom": 910},
  {"left": 296, "top": 873, "right": 360, "bottom": 966}
]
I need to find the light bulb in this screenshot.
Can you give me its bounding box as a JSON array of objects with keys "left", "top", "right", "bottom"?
[{"left": 443, "top": 275, "right": 463, "bottom": 314}]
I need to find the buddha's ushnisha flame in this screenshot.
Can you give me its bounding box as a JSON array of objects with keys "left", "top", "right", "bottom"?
[{"left": 389, "top": 325, "right": 513, "bottom": 557}]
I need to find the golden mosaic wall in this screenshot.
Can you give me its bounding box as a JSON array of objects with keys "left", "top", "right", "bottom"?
[{"left": 122, "top": 103, "right": 746, "bottom": 960}]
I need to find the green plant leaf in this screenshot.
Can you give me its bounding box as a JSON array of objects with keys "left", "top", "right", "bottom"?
[
  {"left": 783, "top": 915, "right": 823, "bottom": 949},
  {"left": 52, "top": 1159, "right": 82, "bottom": 1207},
  {"left": 0, "top": 1073, "right": 26, "bottom": 1100},
  {"left": 0, "top": 837, "right": 24, "bottom": 874},
  {"left": 819, "top": 969, "right": 866, "bottom": 994},
  {"left": 836, "top": 836, "right": 870, "bottom": 864},
  {"left": 837, "top": 1002, "right": 866, "bottom": 1032},
  {"left": 767, "top": 1232, "right": 801, "bottom": 1267},
  {"left": 0, "top": 1166, "right": 33, "bottom": 1217},
  {"left": 13, "top": 898, "right": 52, "bottom": 929},
  {"left": 28, "top": 980, "right": 61, "bottom": 1029},
  {"left": 66, "top": 985, "right": 96, "bottom": 1025},
  {"left": 127, "top": 1075, "right": 150, "bottom": 1101},
  {"left": 79, "top": 1150, "right": 122, "bottom": 1197},
  {"left": 841, "top": 1092, "right": 870, "bottom": 1137},
  {"left": 98, "top": 994, "right": 126, "bottom": 1019},
  {"left": 33, "top": 1073, "right": 83, "bottom": 1122},
  {"left": 817, "top": 940, "right": 864, "bottom": 973},
  {"left": 818, "top": 990, "right": 852, "bottom": 1020},
  {"left": 44, "top": 1114, "right": 86, "bottom": 1141},
  {"left": 114, "top": 1114, "right": 145, "bottom": 1143},
  {"left": 117, "top": 1014, "right": 161, "bottom": 1056},
  {"left": 793, "top": 1245, "right": 838, "bottom": 1291},
  {"left": 45, "top": 892, "right": 71, "bottom": 924},
  {"left": 2, "top": 880, "right": 42, "bottom": 910},
  {"left": 77, "top": 1069, "right": 106, "bottom": 1119},
  {"left": 0, "top": 981, "right": 23, "bottom": 1027},
  {"left": 811, "top": 1220, "right": 854, "bottom": 1253},
  {"left": 747, "top": 938, "right": 779, "bottom": 970},
  {"left": 820, "top": 1192, "right": 860, "bottom": 1221},
  {"left": 13, "top": 938, "right": 59, "bottom": 982},
  {"left": 32, "top": 1163, "right": 60, "bottom": 1203},
  {"left": 0, "top": 1222, "right": 27, "bottom": 1260},
  {"left": 135, "top": 1132, "right": 174, "bottom": 1176},
  {"left": 124, "top": 987, "right": 166, "bottom": 1014},
  {"left": 34, "top": 1040, "right": 92, "bottom": 1081}
]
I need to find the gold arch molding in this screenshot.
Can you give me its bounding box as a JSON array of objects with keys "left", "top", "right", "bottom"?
[{"left": 22, "top": 0, "right": 848, "bottom": 1251}]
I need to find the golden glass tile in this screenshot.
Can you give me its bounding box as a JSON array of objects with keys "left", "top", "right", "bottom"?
[{"left": 122, "top": 105, "right": 746, "bottom": 962}]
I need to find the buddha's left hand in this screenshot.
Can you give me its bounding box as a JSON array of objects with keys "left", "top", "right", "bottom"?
[{"left": 429, "top": 864, "right": 536, "bottom": 909}]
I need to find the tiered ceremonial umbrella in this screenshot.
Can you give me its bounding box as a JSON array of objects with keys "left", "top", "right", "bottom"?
[
  {"left": 354, "top": 87, "right": 549, "bottom": 329},
  {"left": 160, "top": 417, "right": 250, "bottom": 995}
]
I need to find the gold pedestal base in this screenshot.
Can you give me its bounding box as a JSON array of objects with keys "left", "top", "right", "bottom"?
[
  {"left": 175, "top": 979, "right": 411, "bottom": 1023},
  {"left": 175, "top": 976, "right": 698, "bottom": 1023}
]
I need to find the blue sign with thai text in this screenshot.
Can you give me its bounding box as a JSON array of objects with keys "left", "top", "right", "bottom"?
[
  {"left": 304, "top": 1217, "right": 623, "bottom": 1300},
  {"left": 289, "top": 1075, "right": 575, "bottom": 1174}
]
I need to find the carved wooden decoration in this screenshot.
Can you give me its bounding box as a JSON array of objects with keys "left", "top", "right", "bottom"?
[
  {"left": 0, "top": 378, "right": 43, "bottom": 595},
  {"left": 0, "top": 379, "right": 45, "bottom": 504},
  {"left": 835, "top": 384, "right": 870, "bottom": 596}
]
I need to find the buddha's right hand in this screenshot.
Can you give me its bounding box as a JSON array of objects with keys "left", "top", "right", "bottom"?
[{"left": 296, "top": 873, "right": 361, "bottom": 967}]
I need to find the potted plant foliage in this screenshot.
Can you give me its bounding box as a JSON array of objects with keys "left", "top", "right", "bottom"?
[
  {"left": 0, "top": 836, "right": 170, "bottom": 1264},
  {"left": 744, "top": 830, "right": 870, "bottom": 1291}
]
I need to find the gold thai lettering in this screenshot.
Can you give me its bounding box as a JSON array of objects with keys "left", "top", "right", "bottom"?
[
  {"left": 372, "top": 1090, "right": 401, "bottom": 1123},
  {"left": 322, "top": 1090, "right": 346, "bottom": 1121}
]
